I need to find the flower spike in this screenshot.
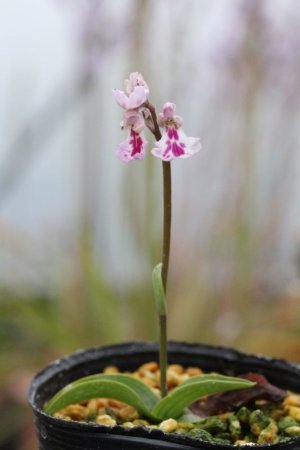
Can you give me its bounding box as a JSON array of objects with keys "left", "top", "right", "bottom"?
[{"left": 151, "top": 103, "right": 201, "bottom": 161}]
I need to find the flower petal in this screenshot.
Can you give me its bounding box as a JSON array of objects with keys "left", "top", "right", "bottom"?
[
  {"left": 121, "top": 110, "right": 145, "bottom": 133},
  {"left": 158, "top": 102, "right": 183, "bottom": 127},
  {"left": 151, "top": 126, "right": 201, "bottom": 161},
  {"left": 117, "top": 130, "right": 148, "bottom": 163},
  {"left": 162, "top": 102, "right": 176, "bottom": 120},
  {"left": 113, "top": 86, "right": 148, "bottom": 110},
  {"left": 125, "top": 72, "right": 150, "bottom": 95},
  {"left": 112, "top": 89, "right": 129, "bottom": 109},
  {"left": 126, "top": 86, "right": 149, "bottom": 109},
  {"left": 124, "top": 78, "right": 132, "bottom": 95}
]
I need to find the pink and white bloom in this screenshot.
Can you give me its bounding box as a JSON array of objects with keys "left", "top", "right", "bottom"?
[
  {"left": 124, "top": 72, "right": 149, "bottom": 96},
  {"left": 113, "top": 72, "right": 150, "bottom": 162},
  {"left": 117, "top": 129, "right": 148, "bottom": 163},
  {"left": 151, "top": 103, "right": 201, "bottom": 161},
  {"left": 113, "top": 72, "right": 149, "bottom": 110},
  {"left": 113, "top": 85, "right": 148, "bottom": 110},
  {"left": 116, "top": 109, "right": 148, "bottom": 162}
]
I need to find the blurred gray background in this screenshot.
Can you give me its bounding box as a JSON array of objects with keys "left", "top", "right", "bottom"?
[{"left": 1, "top": 0, "right": 300, "bottom": 448}]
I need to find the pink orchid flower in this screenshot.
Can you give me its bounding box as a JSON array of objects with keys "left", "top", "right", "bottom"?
[
  {"left": 113, "top": 86, "right": 148, "bottom": 110},
  {"left": 113, "top": 72, "right": 149, "bottom": 110},
  {"left": 151, "top": 103, "right": 201, "bottom": 161},
  {"left": 116, "top": 110, "right": 148, "bottom": 163},
  {"left": 124, "top": 72, "right": 149, "bottom": 96},
  {"left": 113, "top": 72, "right": 150, "bottom": 162}
]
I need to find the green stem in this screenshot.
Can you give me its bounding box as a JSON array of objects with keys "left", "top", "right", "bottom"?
[
  {"left": 159, "top": 314, "right": 167, "bottom": 398},
  {"left": 145, "top": 100, "right": 172, "bottom": 398},
  {"left": 161, "top": 161, "right": 171, "bottom": 292},
  {"left": 145, "top": 101, "right": 172, "bottom": 292}
]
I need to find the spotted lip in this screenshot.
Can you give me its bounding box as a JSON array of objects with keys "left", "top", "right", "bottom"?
[{"left": 28, "top": 341, "right": 300, "bottom": 450}]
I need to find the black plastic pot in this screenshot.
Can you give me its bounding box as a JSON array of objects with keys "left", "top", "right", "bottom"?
[{"left": 28, "top": 341, "right": 300, "bottom": 450}]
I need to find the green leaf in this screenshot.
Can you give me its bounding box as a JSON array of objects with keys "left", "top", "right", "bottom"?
[
  {"left": 152, "top": 263, "right": 166, "bottom": 316},
  {"left": 44, "top": 374, "right": 159, "bottom": 421},
  {"left": 180, "top": 373, "right": 252, "bottom": 387},
  {"left": 152, "top": 374, "right": 255, "bottom": 420},
  {"left": 44, "top": 372, "right": 255, "bottom": 424},
  {"left": 66, "top": 373, "right": 159, "bottom": 411}
]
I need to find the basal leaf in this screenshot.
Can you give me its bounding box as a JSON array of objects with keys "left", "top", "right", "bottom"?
[
  {"left": 152, "top": 374, "right": 255, "bottom": 420},
  {"left": 67, "top": 373, "right": 159, "bottom": 411},
  {"left": 180, "top": 373, "right": 253, "bottom": 387},
  {"left": 44, "top": 376, "right": 158, "bottom": 421},
  {"left": 44, "top": 372, "right": 255, "bottom": 424}
]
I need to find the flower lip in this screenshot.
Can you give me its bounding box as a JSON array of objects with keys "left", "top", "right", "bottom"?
[
  {"left": 117, "top": 129, "right": 148, "bottom": 163},
  {"left": 151, "top": 129, "right": 201, "bottom": 161}
]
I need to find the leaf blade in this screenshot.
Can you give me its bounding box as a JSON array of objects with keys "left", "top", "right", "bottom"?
[
  {"left": 44, "top": 377, "right": 158, "bottom": 421},
  {"left": 66, "top": 373, "right": 159, "bottom": 411},
  {"left": 152, "top": 375, "right": 255, "bottom": 420}
]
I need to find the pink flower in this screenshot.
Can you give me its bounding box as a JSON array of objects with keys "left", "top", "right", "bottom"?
[
  {"left": 113, "top": 73, "right": 150, "bottom": 162},
  {"left": 124, "top": 72, "right": 149, "bottom": 96},
  {"left": 117, "top": 129, "right": 148, "bottom": 163},
  {"left": 120, "top": 109, "right": 145, "bottom": 134},
  {"left": 151, "top": 103, "right": 201, "bottom": 161},
  {"left": 116, "top": 109, "right": 148, "bottom": 162},
  {"left": 113, "top": 72, "right": 149, "bottom": 110},
  {"left": 113, "top": 85, "right": 148, "bottom": 110}
]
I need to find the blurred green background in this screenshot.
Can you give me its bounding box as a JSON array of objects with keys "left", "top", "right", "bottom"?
[{"left": 1, "top": 0, "right": 300, "bottom": 448}]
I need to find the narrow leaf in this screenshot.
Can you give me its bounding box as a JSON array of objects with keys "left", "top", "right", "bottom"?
[
  {"left": 180, "top": 373, "right": 253, "bottom": 387},
  {"left": 44, "top": 376, "right": 158, "bottom": 421},
  {"left": 152, "top": 374, "right": 255, "bottom": 420},
  {"left": 64, "top": 373, "right": 159, "bottom": 411}
]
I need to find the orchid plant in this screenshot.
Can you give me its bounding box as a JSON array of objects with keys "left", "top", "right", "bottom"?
[
  {"left": 44, "top": 72, "right": 254, "bottom": 422},
  {"left": 113, "top": 71, "right": 201, "bottom": 397}
]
